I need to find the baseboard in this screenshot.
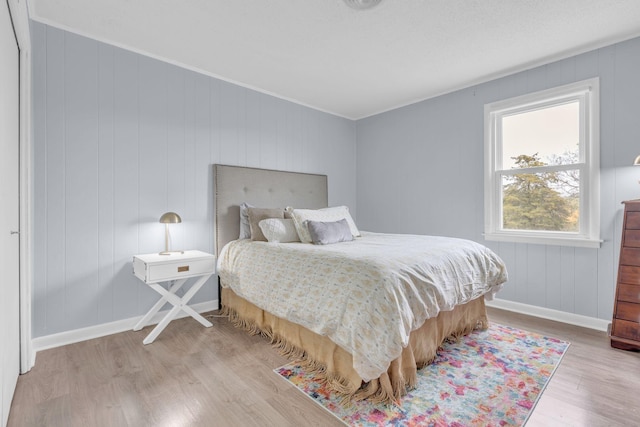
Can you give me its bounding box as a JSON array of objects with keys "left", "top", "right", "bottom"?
[
  {"left": 30, "top": 297, "right": 609, "bottom": 365},
  {"left": 486, "top": 298, "right": 610, "bottom": 332},
  {"left": 31, "top": 299, "right": 219, "bottom": 357}
]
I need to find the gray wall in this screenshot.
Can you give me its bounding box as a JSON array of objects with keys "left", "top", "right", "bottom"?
[
  {"left": 32, "top": 19, "right": 640, "bottom": 337},
  {"left": 31, "top": 22, "right": 357, "bottom": 338},
  {"left": 356, "top": 36, "right": 640, "bottom": 321}
]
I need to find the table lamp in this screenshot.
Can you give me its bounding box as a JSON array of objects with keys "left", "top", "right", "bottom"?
[{"left": 159, "top": 212, "right": 182, "bottom": 255}]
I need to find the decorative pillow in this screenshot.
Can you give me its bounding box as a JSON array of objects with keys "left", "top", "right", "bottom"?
[
  {"left": 258, "top": 218, "right": 300, "bottom": 243},
  {"left": 239, "top": 202, "right": 254, "bottom": 239},
  {"left": 247, "top": 208, "right": 284, "bottom": 241},
  {"left": 307, "top": 219, "right": 353, "bottom": 245},
  {"left": 286, "top": 206, "right": 360, "bottom": 243}
]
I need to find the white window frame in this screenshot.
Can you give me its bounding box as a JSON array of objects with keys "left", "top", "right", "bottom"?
[{"left": 484, "top": 78, "right": 600, "bottom": 248}]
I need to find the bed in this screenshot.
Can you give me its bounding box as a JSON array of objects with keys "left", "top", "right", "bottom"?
[{"left": 214, "top": 164, "right": 507, "bottom": 404}]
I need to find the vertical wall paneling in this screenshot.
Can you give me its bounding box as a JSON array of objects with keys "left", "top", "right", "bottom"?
[
  {"left": 596, "top": 44, "right": 618, "bottom": 320},
  {"left": 64, "top": 32, "right": 100, "bottom": 330},
  {"left": 137, "top": 56, "right": 169, "bottom": 311},
  {"left": 34, "top": 23, "right": 640, "bottom": 335},
  {"left": 514, "top": 244, "right": 528, "bottom": 304},
  {"left": 356, "top": 36, "right": 640, "bottom": 321},
  {"left": 596, "top": 241, "right": 615, "bottom": 319},
  {"left": 112, "top": 48, "right": 141, "bottom": 321},
  {"left": 194, "top": 72, "right": 212, "bottom": 259},
  {"left": 260, "top": 95, "right": 278, "bottom": 168},
  {"left": 244, "top": 89, "right": 261, "bottom": 167},
  {"left": 291, "top": 104, "right": 304, "bottom": 170},
  {"left": 32, "top": 22, "right": 47, "bottom": 336},
  {"left": 544, "top": 246, "right": 562, "bottom": 311},
  {"left": 219, "top": 80, "right": 240, "bottom": 166},
  {"left": 97, "top": 43, "right": 115, "bottom": 325},
  {"left": 192, "top": 74, "right": 214, "bottom": 304},
  {"left": 182, "top": 72, "right": 196, "bottom": 257},
  {"left": 280, "top": 101, "right": 294, "bottom": 171},
  {"left": 496, "top": 242, "right": 516, "bottom": 301},
  {"left": 525, "top": 245, "right": 546, "bottom": 308},
  {"left": 32, "top": 22, "right": 356, "bottom": 337},
  {"left": 137, "top": 56, "right": 168, "bottom": 255},
  {"left": 573, "top": 248, "right": 599, "bottom": 317},
  {"left": 166, "top": 65, "right": 186, "bottom": 253},
  {"left": 44, "top": 26, "right": 67, "bottom": 333},
  {"left": 560, "top": 247, "right": 576, "bottom": 313}
]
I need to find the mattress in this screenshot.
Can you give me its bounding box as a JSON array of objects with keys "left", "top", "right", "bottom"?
[{"left": 217, "top": 231, "right": 508, "bottom": 382}]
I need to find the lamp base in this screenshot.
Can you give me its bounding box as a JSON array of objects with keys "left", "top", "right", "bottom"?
[{"left": 158, "top": 250, "right": 185, "bottom": 256}]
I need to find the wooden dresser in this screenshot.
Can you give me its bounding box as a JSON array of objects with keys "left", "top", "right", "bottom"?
[{"left": 611, "top": 200, "right": 640, "bottom": 350}]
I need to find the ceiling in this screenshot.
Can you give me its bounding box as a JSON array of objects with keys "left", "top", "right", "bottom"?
[{"left": 28, "top": 0, "right": 640, "bottom": 120}]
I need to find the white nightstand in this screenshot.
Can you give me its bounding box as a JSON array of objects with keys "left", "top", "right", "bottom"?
[{"left": 132, "top": 250, "right": 215, "bottom": 344}]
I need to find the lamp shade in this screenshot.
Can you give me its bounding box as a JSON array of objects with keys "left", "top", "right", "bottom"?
[
  {"left": 634, "top": 155, "right": 640, "bottom": 166},
  {"left": 159, "top": 212, "right": 182, "bottom": 224}
]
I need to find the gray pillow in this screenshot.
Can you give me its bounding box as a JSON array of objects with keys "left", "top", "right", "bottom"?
[
  {"left": 306, "top": 218, "right": 354, "bottom": 245},
  {"left": 239, "top": 202, "right": 254, "bottom": 239},
  {"left": 247, "top": 207, "right": 284, "bottom": 241}
]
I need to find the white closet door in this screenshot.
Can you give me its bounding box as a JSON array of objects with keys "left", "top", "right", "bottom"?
[{"left": 0, "top": 1, "right": 20, "bottom": 426}]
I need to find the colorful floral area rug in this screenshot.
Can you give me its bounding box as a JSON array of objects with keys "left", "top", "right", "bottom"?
[{"left": 274, "top": 323, "right": 569, "bottom": 426}]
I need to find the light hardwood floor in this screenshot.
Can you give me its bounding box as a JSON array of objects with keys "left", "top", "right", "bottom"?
[{"left": 8, "top": 307, "right": 640, "bottom": 427}]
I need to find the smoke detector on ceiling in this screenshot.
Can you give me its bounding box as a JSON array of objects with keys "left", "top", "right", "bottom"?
[{"left": 343, "top": 0, "right": 383, "bottom": 10}]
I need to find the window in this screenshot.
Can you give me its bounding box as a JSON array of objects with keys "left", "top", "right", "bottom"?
[{"left": 484, "top": 78, "right": 600, "bottom": 248}]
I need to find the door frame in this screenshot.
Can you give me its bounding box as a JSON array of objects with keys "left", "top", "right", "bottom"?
[{"left": 8, "top": 0, "right": 33, "bottom": 373}]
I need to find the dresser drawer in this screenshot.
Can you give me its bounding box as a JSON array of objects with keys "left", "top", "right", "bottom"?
[
  {"left": 624, "top": 230, "right": 640, "bottom": 248},
  {"left": 618, "top": 265, "right": 640, "bottom": 285},
  {"left": 617, "top": 283, "right": 640, "bottom": 304},
  {"left": 626, "top": 212, "right": 640, "bottom": 229},
  {"left": 612, "top": 318, "right": 640, "bottom": 342},
  {"left": 614, "top": 301, "right": 640, "bottom": 323},
  {"left": 620, "top": 247, "right": 640, "bottom": 267}
]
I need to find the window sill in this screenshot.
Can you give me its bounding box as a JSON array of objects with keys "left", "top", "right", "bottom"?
[{"left": 484, "top": 232, "right": 602, "bottom": 248}]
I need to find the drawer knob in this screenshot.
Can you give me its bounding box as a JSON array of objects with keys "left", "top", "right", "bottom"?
[{"left": 178, "top": 265, "right": 189, "bottom": 273}]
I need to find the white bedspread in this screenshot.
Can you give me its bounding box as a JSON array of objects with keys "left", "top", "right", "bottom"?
[{"left": 217, "top": 232, "right": 507, "bottom": 381}]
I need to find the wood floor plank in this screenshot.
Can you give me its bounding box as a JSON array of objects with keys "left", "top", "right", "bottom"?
[{"left": 7, "top": 308, "right": 640, "bottom": 426}]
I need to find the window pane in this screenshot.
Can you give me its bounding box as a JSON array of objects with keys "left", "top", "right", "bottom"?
[
  {"left": 502, "top": 170, "right": 580, "bottom": 232},
  {"left": 501, "top": 101, "right": 580, "bottom": 169}
]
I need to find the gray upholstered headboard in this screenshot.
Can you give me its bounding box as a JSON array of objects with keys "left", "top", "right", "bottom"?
[{"left": 213, "top": 164, "right": 328, "bottom": 256}]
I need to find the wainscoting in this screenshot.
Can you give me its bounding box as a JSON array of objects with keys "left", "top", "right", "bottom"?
[
  {"left": 356, "top": 36, "right": 640, "bottom": 324},
  {"left": 31, "top": 21, "right": 356, "bottom": 340}
]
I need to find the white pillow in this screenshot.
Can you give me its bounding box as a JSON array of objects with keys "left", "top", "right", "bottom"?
[
  {"left": 258, "top": 218, "right": 300, "bottom": 243},
  {"left": 286, "top": 206, "right": 360, "bottom": 243}
]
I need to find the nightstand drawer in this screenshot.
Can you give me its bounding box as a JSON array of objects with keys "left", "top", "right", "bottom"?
[
  {"left": 133, "top": 250, "right": 215, "bottom": 284},
  {"left": 146, "top": 259, "right": 214, "bottom": 282},
  {"left": 612, "top": 318, "right": 640, "bottom": 342}
]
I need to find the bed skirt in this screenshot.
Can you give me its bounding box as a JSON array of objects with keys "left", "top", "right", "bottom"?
[{"left": 220, "top": 286, "right": 488, "bottom": 404}]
